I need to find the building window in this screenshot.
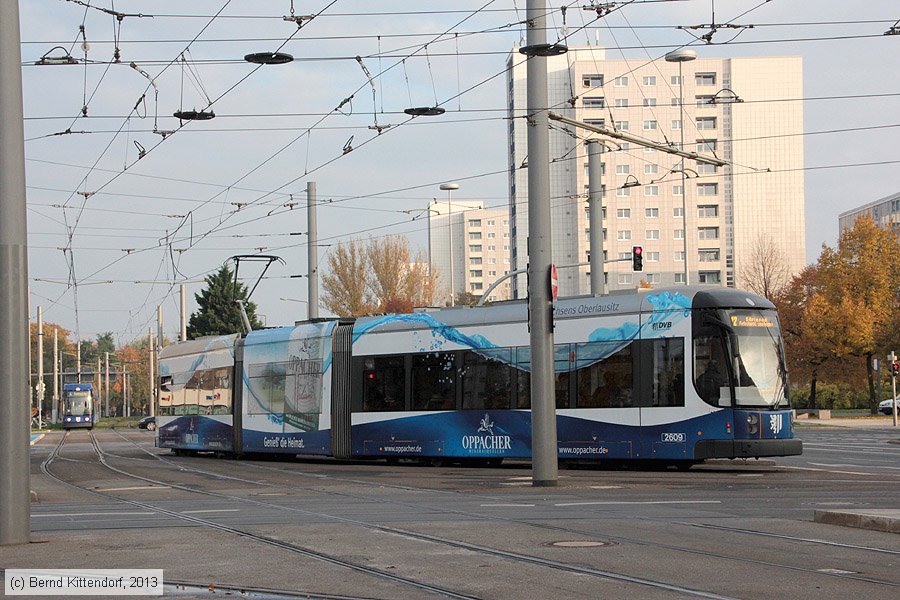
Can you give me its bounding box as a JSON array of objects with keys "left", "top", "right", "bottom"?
[
  {"left": 583, "top": 74, "right": 604, "bottom": 88},
  {"left": 697, "top": 163, "right": 718, "bottom": 174},
  {"left": 487, "top": 232, "right": 497, "bottom": 238},
  {"left": 671, "top": 75, "right": 681, "bottom": 85},
  {"left": 644, "top": 146, "right": 656, "bottom": 153},
  {"left": 469, "top": 232, "right": 482, "bottom": 240},
  {"left": 673, "top": 207, "right": 684, "bottom": 217},
  {"left": 645, "top": 273, "right": 660, "bottom": 283},
  {"left": 698, "top": 248, "right": 720, "bottom": 262},
  {"left": 469, "top": 245, "right": 482, "bottom": 253},
  {"left": 696, "top": 116, "right": 717, "bottom": 130},
  {"left": 672, "top": 119, "right": 681, "bottom": 130},
  {"left": 617, "top": 208, "right": 631, "bottom": 218},
  {"left": 674, "top": 272, "right": 686, "bottom": 283},
  {"left": 503, "top": 232, "right": 510, "bottom": 238},
  {"left": 698, "top": 227, "right": 720, "bottom": 240},
  {"left": 674, "top": 251, "right": 685, "bottom": 262},
  {"left": 471, "top": 282, "right": 484, "bottom": 291},
  {"left": 619, "top": 142, "right": 630, "bottom": 150},
  {"left": 699, "top": 271, "right": 721, "bottom": 284},
  {"left": 646, "top": 207, "right": 659, "bottom": 218},
  {"left": 503, "top": 246, "right": 510, "bottom": 251},
  {"left": 645, "top": 186, "right": 659, "bottom": 197},
  {"left": 642, "top": 76, "right": 656, "bottom": 86},
  {"left": 614, "top": 76, "right": 629, "bottom": 87},
  {"left": 646, "top": 229, "right": 660, "bottom": 240},
  {"left": 673, "top": 185, "right": 683, "bottom": 196},
  {"left": 615, "top": 98, "right": 629, "bottom": 108},
  {"left": 488, "top": 258, "right": 497, "bottom": 264},
  {"left": 643, "top": 120, "right": 657, "bottom": 130},
  {"left": 617, "top": 230, "right": 632, "bottom": 241},
  {"left": 614, "top": 120, "right": 629, "bottom": 131},
  {"left": 618, "top": 251, "right": 632, "bottom": 260},
  {"left": 671, "top": 98, "right": 681, "bottom": 106},
  {"left": 698, "top": 204, "right": 719, "bottom": 218},
  {"left": 644, "top": 164, "right": 659, "bottom": 175},
  {"left": 643, "top": 98, "right": 657, "bottom": 107},
  {"left": 695, "top": 72, "right": 716, "bottom": 86},
  {"left": 674, "top": 229, "right": 684, "bottom": 240},
  {"left": 616, "top": 164, "right": 630, "bottom": 175},
  {"left": 697, "top": 139, "right": 717, "bottom": 153},
  {"left": 470, "top": 270, "right": 483, "bottom": 278},
  {"left": 696, "top": 95, "right": 715, "bottom": 106},
  {"left": 616, "top": 186, "right": 631, "bottom": 197},
  {"left": 618, "top": 273, "right": 633, "bottom": 285},
  {"left": 697, "top": 183, "right": 719, "bottom": 196},
  {"left": 487, "top": 219, "right": 495, "bottom": 226},
  {"left": 646, "top": 251, "right": 660, "bottom": 262},
  {"left": 585, "top": 118, "right": 605, "bottom": 128},
  {"left": 468, "top": 219, "right": 481, "bottom": 227},
  {"left": 487, "top": 245, "right": 496, "bottom": 251},
  {"left": 470, "top": 257, "right": 483, "bottom": 265},
  {"left": 584, "top": 97, "right": 606, "bottom": 108},
  {"left": 503, "top": 219, "right": 509, "bottom": 225}
]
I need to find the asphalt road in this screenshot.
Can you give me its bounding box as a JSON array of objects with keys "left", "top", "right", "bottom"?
[{"left": 5, "top": 424, "right": 900, "bottom": 600}]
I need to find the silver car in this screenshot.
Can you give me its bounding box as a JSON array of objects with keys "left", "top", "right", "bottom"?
[{"left": 878, "top": 398, "right": 899, "bottom": 415}]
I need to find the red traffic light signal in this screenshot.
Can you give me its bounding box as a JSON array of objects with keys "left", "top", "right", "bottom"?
[
  {"left": 893, "top": 361, "right": 899, "bottom": 377},
  {"left": 632, "top": 246, "right": 643, "bottom": 272}
]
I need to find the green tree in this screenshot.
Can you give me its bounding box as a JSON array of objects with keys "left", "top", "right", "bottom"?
[{"left": 187, "top": 265, "right": 262, "bottom": 338}]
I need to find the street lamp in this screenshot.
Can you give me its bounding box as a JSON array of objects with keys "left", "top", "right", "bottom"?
[
  {"left": 403, "top": 206, "right": 441, "bottom": 280},
  {"left": 665, "top": 48, "right": 696, "bottom": 286},
  {"left": 440, "top": 183, "right": 460, "bottom": 306}
]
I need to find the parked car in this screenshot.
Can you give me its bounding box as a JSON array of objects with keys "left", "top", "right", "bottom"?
[
  {"left": 878, "top": 398, "right": 899, "bottom": 416},
  {"left": 137, "top": 416, "right": 157, "bottom": 431}
]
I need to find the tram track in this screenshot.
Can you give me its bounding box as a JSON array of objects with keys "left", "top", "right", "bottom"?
[
  {"left": 99, "top": 429, "right": 900, "bottom": 594},
  {"left": 40, "top": 432, "right": 484, "bottom": 600},
  {"left": 83, "top": 429, "right": 741, "bottom": 600}
]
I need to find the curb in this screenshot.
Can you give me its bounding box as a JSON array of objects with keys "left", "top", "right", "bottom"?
[
  {"left": 29, "top": 433, "right": 45, "bottom": 446},
  {"left": 814, "top": 510, "right": 900, "bottom": 534}
]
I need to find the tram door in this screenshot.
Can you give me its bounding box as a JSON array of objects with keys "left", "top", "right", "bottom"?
[{"left": 637, "top": 337, "right": 689, "bottom": 460}]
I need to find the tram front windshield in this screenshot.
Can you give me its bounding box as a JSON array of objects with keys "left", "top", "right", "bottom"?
[
  {"left": 65, "top": 392, "right": 93, "bottom": 416},
  {"left": 694, "top": 309, "right": 788, "bottom": 409}
]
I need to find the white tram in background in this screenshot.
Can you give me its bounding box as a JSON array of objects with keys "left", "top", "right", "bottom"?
[{"left": 156, "top": 287, "right": 801, "bottom": 465}]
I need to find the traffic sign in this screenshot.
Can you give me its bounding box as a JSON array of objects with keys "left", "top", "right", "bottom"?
[{"left": 549, "top": 264, "right": 559, "bottom": 301}]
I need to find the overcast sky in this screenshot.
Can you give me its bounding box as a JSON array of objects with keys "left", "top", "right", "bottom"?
[{"left": 17, "top": 0, "right": 900, "bottom": 344}]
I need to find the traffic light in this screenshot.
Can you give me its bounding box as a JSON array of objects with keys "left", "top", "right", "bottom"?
[
  {"left": 632, "top": 246, "right": 643, "bottom": 272},
  {"left": 893, "top": 361, "right": 899, "bottom": 377}
]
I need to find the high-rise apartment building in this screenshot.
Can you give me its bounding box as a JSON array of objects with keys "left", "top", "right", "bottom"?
[
  {"left": 428, "top": 201, "right": 513, "bottom": 303},
  {"left": 838, "top": 191, "right": 900, "bottom": 234},
  {"left": 507, "top": 46, "right": 805, "bottom": 298}
]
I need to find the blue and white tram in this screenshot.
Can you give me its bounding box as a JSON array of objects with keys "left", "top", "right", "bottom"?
[
  {"left": 62, "top": 383, "right": 96, "bottom": 430},
  {"left": 156, "top": 287, "right": 801, "bottom": 464}
]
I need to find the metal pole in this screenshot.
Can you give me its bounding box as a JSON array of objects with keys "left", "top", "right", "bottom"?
[
  {"left": 124, "top": 372, "right": 129, "bottom": 417},
  {"left": 37, "top": 306, "right": 43, "bottom": 428},
  {"left": 149, "top": 328, "right": 156, "bottom": 417},
  {"left": 587, "top": 140, "right": 605, "bottom": 296},
  {"left": 678, "top": 61, "right": 690, "bottom": 285},
  {"left": 96, "top": 358, "right": 102, "bottom": 417},
  {"left": 891, "top": 352, "right": 897, "bottom": 427},
  {"left": 52, "top": 328, "right": 59, "bottom": 423},
  {"left": 525, "top": 0, "right": 558, "bottom": 486},
  {"left": 180, "top": 283, "right": 187, "bottom": 341},
  {"left": 104, "top": 352, "right": 109, "bottom": 419},
  {"left": 76, "top": 339, "right": 81, "bottom": 384},
  {"left": 307, "top": 181, "right": 319, "bottom": 319},
  {"left": 0, "top": 0, "right": 31, "bottom": 545},
  {"left": 157, "top": 304, "right": 164, "bottom": 349},
  {"left": 446, "top": 192, "right": 455, "bottom": 306}
]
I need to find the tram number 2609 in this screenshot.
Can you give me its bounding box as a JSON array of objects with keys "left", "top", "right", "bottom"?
[{"left": 660, "top": 432, "right": 686, "bottom": 443}]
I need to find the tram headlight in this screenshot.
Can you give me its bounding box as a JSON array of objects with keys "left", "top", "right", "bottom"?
[{"left": 747, "top": 413, "right": 759, "bottom": 435}]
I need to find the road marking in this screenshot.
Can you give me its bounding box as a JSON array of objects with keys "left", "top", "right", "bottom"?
[
  {"left": 96, "top": 485, "right": 170, "bottom": 491},
  {"left": 589, "top": 485, "right": 623, "bottom": 489},
  {"left": 32, "top": 512, "right": 154, "bottom": 518},
  {"left": 780, "top": 465, "right": 874, "bottom": 476},
  {"left": 554, "top": 500, "right": 721, "bottom": 507},
  {"left": 180, "top": 509, "right": 240, "bottom": 514},
  {"left": 480, "top": 503, "right": 536, "bottom": 508}
]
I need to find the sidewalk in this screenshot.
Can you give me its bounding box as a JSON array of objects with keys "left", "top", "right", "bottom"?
[{"left": 794, "top": 415, "right": 900, "bottom": 429}]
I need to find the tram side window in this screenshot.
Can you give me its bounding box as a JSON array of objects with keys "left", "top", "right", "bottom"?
[
  {"left": 574, "top": 341, "right": 634, "bottom": 408},
  {"left": 361, "top": 355, "right": 405, "bottom": 412},
  {"left": 693, "top": 331, "right": 730, "bottom": 406},
  {"left": 514, "top": 346, "right": 573, "bottom": 409},
  {"left": 247, "top": 362, "right": 288, "bottom": 414},
  {"left": 158, "top": 375, "right": 173, "bottom": 416},
  {"left": 412, "top": 352, "right": 457, "bottom": 411},
  {"left": 461, "top": 349, "right": 512, "bottom": 410},
  {"left": 647, "top": 338, "right": 685, "bottom": 407}
]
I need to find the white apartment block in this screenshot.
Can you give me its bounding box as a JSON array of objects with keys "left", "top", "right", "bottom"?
[
  {"left": 838, "top": 191, "right": 900, "bottom": 234},
  {"left": 507, "top": 46, "right": 805, "bottom": 298},
  {"left": 428, "top": 201, "right": 513, "bottom": 303}
]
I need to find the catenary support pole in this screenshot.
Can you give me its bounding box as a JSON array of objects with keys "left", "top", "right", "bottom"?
[
  {"left": 525, "top": 0, "right": 558, "bottom": 486},
  {"left": 149, "top": 328, "right": 155, "bottom": 417},
  {"left": 157, "top": 304, "right": 164, "bottom": 349},
  {"left": 180, "top": 284, "right": 187, "bottom": 341},
  {"left": 104, "top": 352, "right": 110, "bottom": 419},
  {"left": 76, "top": 340, "right": 81, "bottom": 384},
  {"left": 52, "top": 328, "right": 59, "bottom": 423},
  {"left": 37, "top": 306, "right": 43, "bottom": 428},
  {"left": 0, "top": 0, "right": 32, "bottom": 546},
  {"left": 307, "top": 181, "right": 319, "bottom": 319},
  {"left": 587, "top": 140, "right": 606, "bottom": 296}
]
